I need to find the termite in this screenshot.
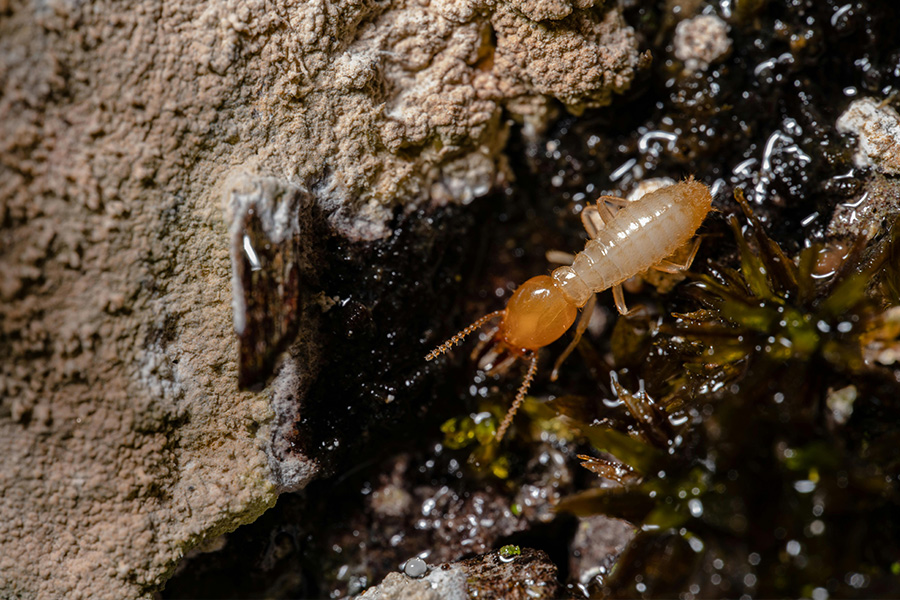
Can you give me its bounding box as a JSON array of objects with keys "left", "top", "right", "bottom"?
[{"left": 426, "top": 179, "right": 714, "bottom": 441}]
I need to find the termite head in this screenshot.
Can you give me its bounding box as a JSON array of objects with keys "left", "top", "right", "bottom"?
[
  {"left": 426, "top": 275, "right": 577, "bottom": 364},
  {"left": 498, "top": 275, "right": 578, "bottom": 351},
  {"left": 426, "top": 275, "right": 578, "bottom": 441},
  {"left": 473, "top": 275, "right": 578, "bottom": 374}
]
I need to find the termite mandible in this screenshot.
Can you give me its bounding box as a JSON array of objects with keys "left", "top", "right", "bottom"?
[{"left": 426, "top": 179, "right": 714, "bottom": 441}]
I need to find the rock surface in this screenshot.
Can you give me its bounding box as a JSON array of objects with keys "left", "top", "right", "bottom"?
[
  {"left": 359, "top": 547, "right": 562, "bottom": 600},
  {"left": 568, "top": 514, "right": 635, "bottom": 590},
  {"left": 827, "top": 172, "right": 900, "bottom": 241},
  {"left": 836, "top": 97, "right": 900, "bottom": 175},
  {"left": 0, "top": 0, "right": 638, "bottom": 598}
]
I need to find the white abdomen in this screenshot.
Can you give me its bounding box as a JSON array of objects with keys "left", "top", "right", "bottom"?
[{"left": 551, "top": 181, "right": 710, "bottom": 307}]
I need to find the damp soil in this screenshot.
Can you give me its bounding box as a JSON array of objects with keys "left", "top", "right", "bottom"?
[{"left": 160, "top": 1, "right": 900, "bottom": 598}]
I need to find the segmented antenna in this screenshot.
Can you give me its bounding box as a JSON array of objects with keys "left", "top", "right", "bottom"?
[
  {"left": 495, "top": 351, "right": 538, "bottom": 441},
  {"left": 425, "top": 311, "right": 505, "bottom": 361}
]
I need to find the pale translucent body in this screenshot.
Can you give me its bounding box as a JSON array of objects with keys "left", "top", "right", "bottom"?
[
  {"left": 426, "top": 179, "right": 713, "bottom": 441},
  {"left": 552, "top": 180, "right": 712, "bottom": 307}
]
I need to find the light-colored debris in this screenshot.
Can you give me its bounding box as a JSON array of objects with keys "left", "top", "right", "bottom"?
[
  {"left": 673, "top": 14, "right": 732, "bottom": 72},
  {"left": 836, "top": 97, "right": 900, "bottom": 175}
]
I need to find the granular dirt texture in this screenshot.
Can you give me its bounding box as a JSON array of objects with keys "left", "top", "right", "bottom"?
[{"left": 0, "top": 0, "right": 639, "bottom": 597}]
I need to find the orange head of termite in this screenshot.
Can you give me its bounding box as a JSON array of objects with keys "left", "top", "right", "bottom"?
[
  {"left": 426, "top": 274, "right": 578, "bottom": 441},
  {"left": 498, "top": 275, "right": 579, "bottom": 352}
]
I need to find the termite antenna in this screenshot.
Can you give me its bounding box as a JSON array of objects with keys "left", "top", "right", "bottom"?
[
  {"left": 425, "top": 310, "right": 505, "bottom": 361},
  {"left": 495, "top": 351, "right": 538, "bottom": 441}
]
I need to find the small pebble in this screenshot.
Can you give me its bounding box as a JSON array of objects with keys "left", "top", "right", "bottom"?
[
  {"left": 673, "top": 14, "right": 732, "bottom": 72},
  {"left": 404, "top": 557, "right": 427, "bottom": 578},
  {"left": 836, "top": 97, "right": 900, "bottom": 175}
]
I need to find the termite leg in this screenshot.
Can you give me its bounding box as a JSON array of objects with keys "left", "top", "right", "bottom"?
[
  {"left": 493, "top": 354, "right": 520, "bottom": 374},
  {"left": 495, "top": 351, "right": 539, "bottom": 441},
  {"left": 653, "top": 260, "right": 686, "bottom": 274},
  {"left": 426, "top": 310, "right": 505, "bottom": 361},
  {"left": 545, "top": 249, "right": 576, "bottom": 265},
  {"left": 471, "top": 324, "right": 523, "bottom": 375},
  {"left": 582, "top": 199, "right": 618, "bottom": 237},
  {"left": 581, "top": 205, "right": 606, "bottom": 238},
  {"left": 597, "top": 194, "right": 630, "bottom": 208},
  {"left": 651, "top": 237, "right": 702, "bottom": 274},
  {"left": 583, "top": 195, "right": 629, "bottom": 237},
  {"left": 470, "top": 322, "right": 501, "bottom": 361},
  {"left": 550, "top": 293, "right": 597, "bottom": 381},
  {"left": 612, "top": 285, "right": 647, "bottom": 317}
]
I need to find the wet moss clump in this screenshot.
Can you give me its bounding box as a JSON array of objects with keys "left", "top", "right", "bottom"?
[{"left": 557, "top": 190, "right": 900, "bottom": 598}]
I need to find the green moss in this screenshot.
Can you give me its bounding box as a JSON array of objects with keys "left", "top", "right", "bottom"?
[
  {"left": 439, "top": 390, "right": 584, "bottom": 481},
  {"left": 557, "top": 190, "right": 900, "bottom": 597}
]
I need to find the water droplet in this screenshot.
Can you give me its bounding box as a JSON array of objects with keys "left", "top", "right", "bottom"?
[
  {"left": 404, "top": 557, "right": 427, "bottom": 578},
  {"left": 793, "top": 480, "right": 816, "bottom": 493},
  {"left": 847, "top": 572, "right": 868, "bottom": 589},
  {"left": 499, "top": 544, "right": 521, "bottom": 562},
  {"left": 422, "top": 498, "right": 436, "bottom": 516}
]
